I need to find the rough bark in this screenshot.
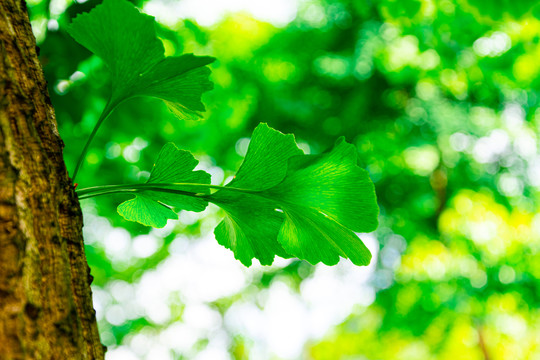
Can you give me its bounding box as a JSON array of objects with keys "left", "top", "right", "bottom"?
[{"left": 0, "top": 1, "right": 104, "bottom": 359}]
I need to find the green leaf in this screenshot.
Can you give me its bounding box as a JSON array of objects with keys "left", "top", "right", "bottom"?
[
  {"left": 225, "top": 123, "right": 304, "bottom": 190},
  {"left": 210, "top": 123, "right": 302, "bottom": 266},
  {"left": 277, "top": 207, "right": 371, "bottom": 266},
  {"left": 209, "top": 124, "right": 379, "bottom": 266},
  {"left": 117, "top": 196, "right": 177, "bottom": 228},
  {"left": 212, "top": 192, "right": 290, "bottom": 266},
  {"left": 270, "top": 138, "right": 379, "bottom": 234},
  {"left": 268, "top": 138, "right": 379, "bottom": 266},
  {"left": 117, "top": 143, "right": 211, "bottom": 227},
  {"left": 67, "top": 0, "right": 215, "bottom": 119}
]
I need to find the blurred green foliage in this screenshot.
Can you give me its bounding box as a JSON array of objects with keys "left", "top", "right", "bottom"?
[{"left": 28, "top": 0, "right": 540, "bottom": 358}]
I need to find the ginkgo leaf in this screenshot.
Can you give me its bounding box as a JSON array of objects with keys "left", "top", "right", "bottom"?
[
  {"left": 212, "top": 191, "right": 291, "bottom": 266},
  {"left": 210, "top": 123, "right": 301, "bottom": 265},
  {"left": 134, "top": 55, "right": 215, "bottom": 120},
  {"left": 67, "top": 0, "right": 215, "bottom": 119},
  {"left": 267, "top": 138, "right": 379, "bottom": 265},
  {"left": 269, "top": 137, "right": 379, "bottom": 233},
  {"left": 117, "top": 143, "right": 211, "bottom": 227},
  {"left": 277, "top": 207, "right": 371, "bottom": 266},
  {"left": 211, "top": 124, "right": 379, "bottom": 266},
  {"left": 225, "top": 123, "right": 304, "bottom": 190},
  {"left": 118, "top": 196, "right": 177, "bottom": 228}
]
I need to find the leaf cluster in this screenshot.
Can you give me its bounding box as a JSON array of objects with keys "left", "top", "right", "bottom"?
[
  {"left": 68, "top": 0, "right": 379, "bottom": 267},
  {"left": 113, "top": 123, "right": 378, "bottom": 266}
]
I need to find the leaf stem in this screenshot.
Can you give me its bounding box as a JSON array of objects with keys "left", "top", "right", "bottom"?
[
  {"left": 76, "top": 182, "right": 256, "bottom": 199},
  {"left": 77, "top": 189, "right": 137, "bottom": 200},
  {"left": 71, "top": 99, "right": 120, "bottom": 183},
  {"left": 77, "top": 187, "right": 198, "bottom": 200}
]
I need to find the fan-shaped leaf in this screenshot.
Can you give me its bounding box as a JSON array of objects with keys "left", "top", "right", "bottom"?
[
  {"left": 67, "top": 0, "right": 214, "bottom": 119},
  {"left": 117, "top": 143, "right": 211, "bottom": 227}
]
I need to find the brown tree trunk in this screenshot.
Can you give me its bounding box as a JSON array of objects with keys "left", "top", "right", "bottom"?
[{"left": 0, "top": 1, "right": 104, "bottom": 359}]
